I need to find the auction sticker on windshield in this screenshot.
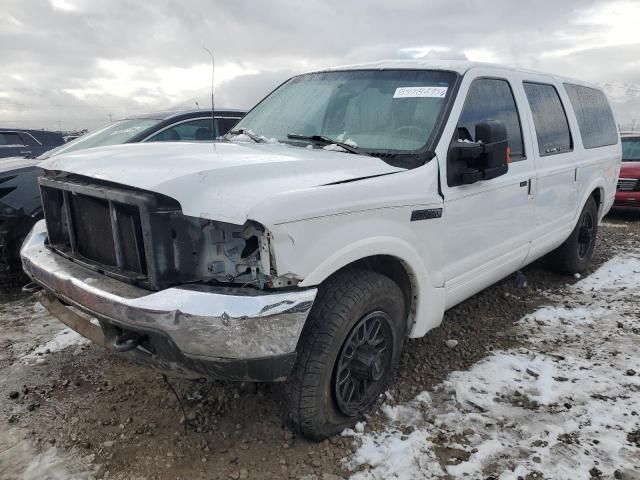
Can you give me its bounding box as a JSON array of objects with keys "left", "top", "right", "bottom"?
[{"left": 393, "top": 86, "right": 448, "bottom": 98}]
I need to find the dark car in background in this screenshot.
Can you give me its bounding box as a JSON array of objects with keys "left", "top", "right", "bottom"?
[
  {"left": 614, "top": 132, "right": 640, "bottom": 209},
  {"left": 0, "top": 128, "right": 65, "bottom": 159},
  {"left": 44, "top": 108, "right": 245, "bottom": 159},
  {"left": 0, "top": 108, "right": 245, "bottom": 271}
]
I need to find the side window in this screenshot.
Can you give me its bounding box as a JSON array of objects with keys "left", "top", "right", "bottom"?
[
  {"left": 523, "top": 82, "right": 572, "bottom": 156},
  {"left": 564, "top": 84, "right": 618, "bottom": 149},
  {"left": 456, "top": 78, "right": 525, "bottom": 160},
  {"left": 146, "top": 119, "right": 217, "bottom": 142},
  {"left": 0, "top": 132, "right": 26, "bottom": 146},
  {"left": 219, "top": 117, "right": 241, "bottom": 135}
]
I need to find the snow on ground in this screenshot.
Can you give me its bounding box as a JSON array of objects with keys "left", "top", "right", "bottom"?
[
  {"left": 20, "top": 327, "right": 89, "bottom": 364},
  {"left": 343, "top": 250, "right": 640, "bottom": 480},
  {"left": 0, "top": 298, "right": 89, "bottom": 364},
  {"left": 0, "top": 427, "right": 96, "bottom": 480}
]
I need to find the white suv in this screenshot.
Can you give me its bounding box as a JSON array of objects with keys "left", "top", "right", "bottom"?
[{"left": 21, "top": 60, "right": 621, "bottom": 439}]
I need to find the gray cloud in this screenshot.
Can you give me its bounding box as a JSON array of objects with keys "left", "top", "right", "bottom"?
[{"left": 1, "top": 0, "right": 639, "bottom": 131}]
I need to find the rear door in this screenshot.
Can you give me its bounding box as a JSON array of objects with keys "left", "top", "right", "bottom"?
[
  {"left": 438, "top": 70, "right": 536, "bottom": 308},
  {"left": 519, "top": 77, "right": 578, "bottom": 258}
]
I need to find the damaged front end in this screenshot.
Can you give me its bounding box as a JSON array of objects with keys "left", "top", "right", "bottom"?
[
  {"left": 39, "top": 173, "right": 295, "bottom": 291},
  {"left": 22, "top": 172, "right": 316, "bottom": 381}
]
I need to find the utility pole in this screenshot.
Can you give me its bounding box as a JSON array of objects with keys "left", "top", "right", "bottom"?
[{"left": 109, "top": 113, "right": 113, "bottom": 124}]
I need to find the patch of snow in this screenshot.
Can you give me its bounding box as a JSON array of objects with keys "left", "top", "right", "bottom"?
[
  {"left": 336, "top": 132, "right": 358, "bottom": 147},
  {"left": 21, "top": 328, "right": 89, "bottom": 364},
  {"left": 226, "top": 130, "right": 280, "bottom": 144},
  {"left": 322, "top": 143, "right": 348, "bottom": 152},
  {"left": 0, "top": 426, "right": 97, "bottom": 479},
  {"left": 344, "top": 250, "right": 640, "bottom": 479}
]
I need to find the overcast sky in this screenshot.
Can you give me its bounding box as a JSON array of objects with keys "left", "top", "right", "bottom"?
[{"left": 2, "top": 0, "right": 640, "bottom": 131}]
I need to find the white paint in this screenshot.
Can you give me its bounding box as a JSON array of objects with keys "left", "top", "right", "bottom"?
[
  {"left": 343, "top": 249, "right": 640, "bottom": 479},
  {"left": 36, "top": 61, "right": 621, "bottom": 340}
]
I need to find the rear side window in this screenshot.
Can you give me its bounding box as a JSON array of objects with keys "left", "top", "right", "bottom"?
[
  {"left": 0, "top": 132, "right": 26, "bottom": 146},
  {"left": 564, "top": 84, "right": 618, "bottom": 149},
  {"left": 457, "top": 78, "right": 525, "bottom": 159},
  {"left": 219, "top": 117, "right": 241, "bottom": 134},
  {"left": 523, "top": 82, "right": 572, "bottom": 156},
  {"left": 147, "top": 118, "right": 218, "bottom": 142}
]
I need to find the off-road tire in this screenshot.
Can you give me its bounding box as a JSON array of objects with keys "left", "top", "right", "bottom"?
[
  {"left": 546, "top": 197, "right": 599, "bottom": 274},
  {"left": 284, "top": 269, "right": 406, "bottom": 440}
]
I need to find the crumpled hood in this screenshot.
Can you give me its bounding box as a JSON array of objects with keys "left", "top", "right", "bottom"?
[{"left": 39, "top": 142, "right": 404, "bottom": 224}]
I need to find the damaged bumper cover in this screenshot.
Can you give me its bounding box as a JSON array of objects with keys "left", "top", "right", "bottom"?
[{"left": 21, "top": 220, "right": 317, "bottom": 381}]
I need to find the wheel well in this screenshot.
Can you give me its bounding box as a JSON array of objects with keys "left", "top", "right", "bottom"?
[
  {"left": 340, "top": 255, "right": 416, "bottom": 329},
  {"left": 590, "top": 187, "right": 604, "bottom": 218}
]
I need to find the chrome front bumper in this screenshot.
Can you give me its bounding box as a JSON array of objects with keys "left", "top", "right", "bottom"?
[{"left": 21, "top": 220, "right": 317, "bottom": 364}]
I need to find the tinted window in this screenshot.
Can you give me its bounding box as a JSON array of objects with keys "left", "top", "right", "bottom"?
[
  {"left": 622, "top": 137, "right": 640, "bottom": 161},
  {"left": 220, "top": 117, "right": 241, "bottom": 134},
  {"left": 523, "top": 82, "right": 572, "bottom": 156},
  {"left": 457, "top": 78, "right": 525, "bottom": 159},
  {"left": 42, "top": 118, "right": 160, "bottom": 158},
  {"left": 564, "top": 84, "right": 618, "bottom": 149},
  {"left": 0, "top": 132, "right": 25, "bottom": 146},
  {"left": 147, "top": 118, "right": 218, "bottom": 142}
]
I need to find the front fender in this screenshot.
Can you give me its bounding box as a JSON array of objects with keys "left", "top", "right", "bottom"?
[{"left": 270, "top": 208, "right": 446, "bottom": 338}]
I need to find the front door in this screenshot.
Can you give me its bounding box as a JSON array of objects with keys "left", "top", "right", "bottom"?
[{"left": 439, "top": 74, "right": 536, "bottom": 308}]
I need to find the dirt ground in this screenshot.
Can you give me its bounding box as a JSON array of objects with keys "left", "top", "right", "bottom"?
[{"left": 1, "top": 209, "right": 639, "bottom": 480}]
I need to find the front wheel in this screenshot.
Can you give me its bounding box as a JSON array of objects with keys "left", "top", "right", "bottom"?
[
  {"left": 284, "top": 269, "right": 406, "bottom": 440},
  {"left": 546, "top": 197, "right": 599, "bottom": 274}
]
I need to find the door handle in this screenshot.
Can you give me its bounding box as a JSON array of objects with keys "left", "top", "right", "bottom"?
[{"left": 520, "top": 179, "right": 533, "bottom": 195}]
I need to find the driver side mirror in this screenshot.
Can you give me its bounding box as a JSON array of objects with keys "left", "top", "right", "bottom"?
[{"left": 447, "top": 120, "right": 509, "bottom": 186}]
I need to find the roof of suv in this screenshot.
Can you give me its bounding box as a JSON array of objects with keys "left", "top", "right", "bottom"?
[{"left": 310, "top": 59, "right": 600, "bottom": 89}]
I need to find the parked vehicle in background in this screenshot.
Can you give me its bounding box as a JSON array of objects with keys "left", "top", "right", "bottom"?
[
  {"left": 42, "top": 108, "right": 245, "bottom": 159},
  {"left": 21, "top": 61, "right": 620, "bottom": 439},
  {"left": 0, "top": 128, "right": 65, "bottom": 159},
  {"left": 0, "top": 108, "right": 244, "bottom": 270},
  {"left": 614, "top": 132, "right": 640, "bottom": 208},
  {"left": 0, "top": 157, "right": 41, "bottom": 270}
]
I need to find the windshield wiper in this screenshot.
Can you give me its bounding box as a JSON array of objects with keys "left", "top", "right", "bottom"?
[
  {"left": 227, "top": 129, "right": 264, "bottom": 143},
  {"left": 286, "top": 133, "right": 365, "bottom": 155}
]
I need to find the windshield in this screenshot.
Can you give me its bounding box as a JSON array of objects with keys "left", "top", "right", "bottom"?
[
  {"left": 40, "top": 118, "right": 160, "bottom": 159},
  {"left": 622, "top": 137, "right": 640, "bottom": 161},
  {"left": 232, "top": 69, "right": 456, "bottom": 155}
]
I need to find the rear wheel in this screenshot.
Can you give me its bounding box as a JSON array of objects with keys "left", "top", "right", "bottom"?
[
  {"left": 546, "top": 197, "right": 598, "bottom": 274},
  {"left": 284, "top": 269, "right": 406, "bottom": 440}
]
